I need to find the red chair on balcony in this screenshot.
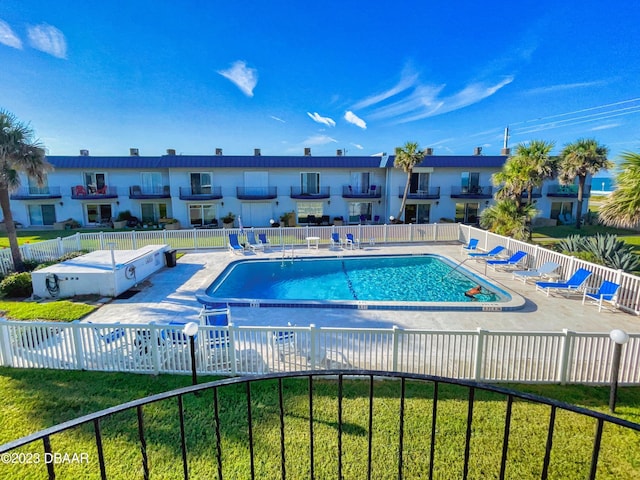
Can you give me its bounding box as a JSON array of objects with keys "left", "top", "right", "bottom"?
[
  {"left": 74, "top": 185, "right": 87, "bottom": 196},
  {"left": 96, "top": 185, "right": 107, "bottom": 194}
]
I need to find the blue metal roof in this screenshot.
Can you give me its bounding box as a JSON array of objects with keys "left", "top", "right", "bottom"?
[
  {"left": 383, "top": 155, "right": 507, "bottom": 168},
  {"left": 46, "top": 155, "right": 386, "bottom": 169}
]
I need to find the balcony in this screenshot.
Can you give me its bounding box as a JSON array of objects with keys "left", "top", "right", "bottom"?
[
  {"left": 399, "top": 186, "right": 440, "bottom": 199},
  {"left": 450, "top": 185, "right": 493, "bottom": 199},
  {"left": 71, "top": 185, "right": 118, "bottom": 199},
  {"left": 129, "top": 185, "right": 171, "bottom": 199},
  {"left": 342, "top": 185, "right": 382, "bottom": 199},
  {"left": 236, "top": 186, "right": 277, "bottom": 200},
  {"left": 547, "top": 184, "right": 591, "bottom": 198},
  {"left": 290, "top": 186, "right": 330, "bottom": 199},
  {"left": 10, "top": 186, "right": 61, "bottom": 199},
  {"left": 521, "top": 187, "right": 543, "bottom": 199},
  {"left": 178, "top": 186, "right": 223, "bottom": 201}
]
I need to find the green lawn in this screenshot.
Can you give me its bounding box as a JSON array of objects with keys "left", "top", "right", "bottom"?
[
  {"left": 0, "top": 369, "right": 638, "bottom": 479},
  {"left": 0, "top": 300, "right": 96, "bottom": 322}
]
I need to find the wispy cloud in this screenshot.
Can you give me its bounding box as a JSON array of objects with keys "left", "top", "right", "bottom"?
[
  {"left": 218, "top": 60, "right": 258, "bottom": 97},
  {"left": 27, "top": 24, "right": 66, "bottom": 58},
  {"left": 591, "top": 123, "right": 620, "bottom": 131},
  {"left": 307, "top": 112, "right": 336, "bottom": 127},
  {"left": 270, "top": 115, "right": 286, "bottom": 123},
  {"left": 303, "top": 134, "right": 338, "bottom": 146},
  {"left": 0, "top": 19, "right": 22, "bottom": 49},
  {"left": 344, "top": 111, "right": 366, "bottom": 129},
  {"left": 523, "top": 80, "right": 608, "bottom": 95},
  {"left": 351, "top": 143, "right": 364, "bottom": 150},
  {"left": 353, "top": 65, "right": 513, "bottom": 125}
]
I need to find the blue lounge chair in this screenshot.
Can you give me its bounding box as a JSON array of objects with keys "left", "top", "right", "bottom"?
[
  {"left": 461, "top": 238, "right": 479, "bottom": 254},
  {"left": 345, "top": 233, "right": 359, "bottom": 250},
  {"left": 228, "top": 233, "right": 245, "bottom": 254},
  {"left": 536, "top": 268, "right": 592, "bottom": 296},
  {"left": 512, "top": 261, "right": 560, "bottom": 284},
  {"left": 582, "top": 280, "right": 620, "bottom": 312},
  {"left": 486, "top": 251, "right": 528, "bottom": 271},
  {"left": 257, "top": 233, "right": 271, "bottom": 250},
  {"left": 330, "top": 232, "right": 342, "bottom": 249},
  {"left": 468, "top": 245, "right": 505, "bottom": 259},
  {"left": 246, "top": 230, "right": 264, "bottom": 252}
]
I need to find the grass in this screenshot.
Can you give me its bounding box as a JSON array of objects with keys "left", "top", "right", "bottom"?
[
  {"left": 0, "top": 300, "right": 96, "bottom": 322},
  {"left": 0, "top": 369, "right": 638, "bottom": 479}
]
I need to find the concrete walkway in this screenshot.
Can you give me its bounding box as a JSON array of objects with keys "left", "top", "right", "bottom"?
[{"left": 83, "top": 243, "right": 640, "bottom": 334}]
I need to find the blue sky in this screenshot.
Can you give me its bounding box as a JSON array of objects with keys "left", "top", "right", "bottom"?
[{"left": 1, "top": 1, "right": 639, "bottom": 164}]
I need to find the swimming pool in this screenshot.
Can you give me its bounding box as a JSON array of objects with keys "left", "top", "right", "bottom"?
[{"left": 202, "top": 254, "right": 525, "bottom": 311}]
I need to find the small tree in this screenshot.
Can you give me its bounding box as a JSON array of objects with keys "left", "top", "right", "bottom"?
[
  {"left": 557, "top": 138, "right": 611, "bottom": 229},
  {"left": 480, "top": 200, "right": 538, "bottom": 241},
  {"left": 394, "top": 141, "right": 425, "bottom": 220},
  {"left": 0, "top": 110, "right": 51, "bottom": 271},
  {"left": 599, "top": 151, "right": 640, "bottom": 229}
]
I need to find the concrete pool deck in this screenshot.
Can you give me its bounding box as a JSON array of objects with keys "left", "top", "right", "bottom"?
[{"left": 83, "top": 243, "right": 640, "bottom": 333}]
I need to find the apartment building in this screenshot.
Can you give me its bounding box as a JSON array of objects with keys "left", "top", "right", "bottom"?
[{"left": 8, "top": 148, "right": 590, "bottom": 229}]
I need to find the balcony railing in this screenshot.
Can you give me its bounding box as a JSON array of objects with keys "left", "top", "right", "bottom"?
[
  {"left": 129, "top": 185, "right": 171, "bottom": 199},
  {"left": 547, "top": 184, "right": 591, "bottom": 197},
  {"left": 399, "top": 186, "right": 440, "bottom": 199},
  {"left": 70, "top": 186, "right": 118, "bottom": 199},
  {"left": 10, "top": 186, "right": 61, "bottom": 199},
  {"left": 342, "top": 185, "right": 382, "bottom": 198},
  {"left": 290, "top": 186, "right": 330, "bottom": 199},
  {"left": 178, "top": 186, "right": 223, "bottom": 200},
  {"left": 236, "top": 186, "right": 277, "bottom": 200},
  {"left": 450, "top": 186, "right": 493, "bottom": 199},
  {"left": 521, "top": 187, "right": 543, "bottom": 199},
  {"left": 1, "top": 371, "right": 638, "bottom": 480}
]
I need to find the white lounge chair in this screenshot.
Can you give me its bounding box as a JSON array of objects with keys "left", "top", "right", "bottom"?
[
  {"left": 512, "top": 262, "right": 560, "bottom": 284},
  {"left": 246, "top": 230, "right": 264, "bottom": 252}
]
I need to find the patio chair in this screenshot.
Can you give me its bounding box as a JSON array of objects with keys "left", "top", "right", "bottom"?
[
  {"left": 535, "top": 268, "right": 592, "bottom": 297},
  {"left": 461, "top": 238, "right": 479, "bottom": 254},
  {"left": 468, "top": 245, "right": 506, "bottom": 259},
  {"left": 96, "top": 185, "right": 108, "bottom": 195},
  {"left": 486, "top": 251, "right": 528, "bottom": 271},
  {"left": 258, "top": 233, "right": 271, "bottom": 251},
  {"left": 228, "top": 233, "right": 245, "bottom": 254},
  {"left": 345, "top": 233, "right": 359, "bottom": 250},
  {"left": 73, "top": 185, "right": 87, "bottom": 196},
  {"left": 512, "top": 261, "right": 561, "bottom": 284},
  {"left": 330, "top": 232, "right": 342, "bottom": 249},
  {"left": 246, "top": 230, "right": 264, "bottom": 252},
  {"left": 582, "top": 280, "right": 620, "bottom": 312}
]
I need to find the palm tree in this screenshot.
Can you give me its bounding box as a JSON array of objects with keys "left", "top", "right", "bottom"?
[
  {"left": 479, "top": 199, "right": 538, "bottom": 241},
  {"left": 557, "top": 138, "right": 611, "bottom": 229},
  {"left": 0, "top": 110, "right": 51, "bottom": 271},
  {"left": 394, "top": 141, "right": 425, "bottom": 220},
  {"left": 599, "top": 151, "right": 640, "bottom": 229}
]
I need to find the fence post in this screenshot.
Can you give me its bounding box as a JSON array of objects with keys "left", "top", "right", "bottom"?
[
  {"left": 558, "top": 329, "right": 574, "bottom": 385},
  {"left": 228, "top": 323, "right": 237, "bottom": 376},
  {"left": 474, "top": 328, "right": 487, "bottom": 381},
  {"left": 150, "top": 323, "right": 161, "bottom": 374},
  {"left": 75, "top": 232, "right": 81, "bottom": 252},
  {"left": 71, "top": 321, "right": 85, "bottom": 370},
  {"left": 433, "top": 222, "right": 438, "bottom": 242},
  {"left": 57, "top": 237, "right": 64, "bottom": 258},
  {"left": 22, "top": 243, "right": 31, "bottom": 261},
  {"left": 309, "top": 324, "right": 317, "bottom": 370},
  {"left": 383, "top": 223, "right": 388, "bottom": 244},
  {"left": 193, "top": 229, "right": 198, "bottom": 250},
  {"left": 132, "top": 230, "right": 137, "bottom": 250},
  {"left": 392, "top": 325, "right": 400, "bottom": 372},
  {"left": 162, "top": 229, "right": 167, "bottom": 246},
  {"left": 0, "top": 319, "right": 14, "bottom": 367},
  {"left": 99, "top": 231, "right": 104, "bottom": 250}
]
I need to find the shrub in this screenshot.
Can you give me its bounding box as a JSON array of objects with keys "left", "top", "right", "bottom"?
[
  {"left": 0, "top": 272, "right": 33, "bottom": 298},
  {"left": 556, "top": 233, "right": 640, "bottom": 273}
]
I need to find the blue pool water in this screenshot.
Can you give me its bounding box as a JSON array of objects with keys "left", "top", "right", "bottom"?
[{"left": 204, "top": 255, "right": 518, "bottom": 311}]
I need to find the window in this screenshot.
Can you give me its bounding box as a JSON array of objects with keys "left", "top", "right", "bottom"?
[
  {"left": 300, "top": 172, "right": 320, "bottom": 194},
  {"left": 461, "top": 172, "right": 480, "bottom": 193},
  {"left": 141, "top": 203, "right": 168, "bottom": 224},
  {"left": 190, "top": 173, "right": 212, "bottom": 195},
  {"left": 350, "top": 172, "right": 370, "bottom": 194},
  {"left": 410, "top": 172, "right": 430, "bottom": 193},
  {"left": 297, "top": 201, "right": 323, "bottom": 222},
  {"left": 28, "top": 204, "right": 56, "bottom": 226},
  {"left": 189, "top": 204, "right": 217, "bottom": 226},
  {"left": 141, "top": 172, "right": 163, "bottom": 194},
  {"left": 550, "top": 202, "right": 574, "bottom": 220},
  {"left": 27, "top": 175, "right": 50, "bottom": 195},
  {"left": 405, "top": 204, "right": 430, "bottom": 223},
  {"left": 348, "top": 202, "right": 372, "bottom": 223},
  {"left": 455, "top": 202, "right": 479, "bottom": 224},
  {"left": 86, "top": 204, "right": 112, "bottom": 224},
  {"left": 84, "top": 172, "right": 106, "bottom": 193}
]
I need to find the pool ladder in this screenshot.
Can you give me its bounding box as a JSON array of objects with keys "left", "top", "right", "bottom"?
[{"left": 281, "top": 244, "right": 295, "bottom": 264}]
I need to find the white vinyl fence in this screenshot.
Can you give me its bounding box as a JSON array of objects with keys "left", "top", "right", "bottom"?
[
  {"left": 1, "top": 320, "right": 638, "bottom": 385},
  {"left": 460, "top": 225, "right": 640, "bottom": 315}
]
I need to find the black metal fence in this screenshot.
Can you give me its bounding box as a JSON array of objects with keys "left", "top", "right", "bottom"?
[{"left": 1, "top": 371, "right": 639, "bottom": 479}]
